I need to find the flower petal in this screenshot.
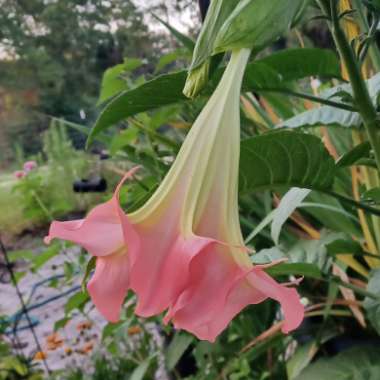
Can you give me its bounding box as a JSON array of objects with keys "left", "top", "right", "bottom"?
[
  {"left": 130, "top": 233, "right": 215, "bottom": 317},
  {"left": 164, "top": 244, "right": 264, "bottom": 341},
  {"left": 165, "top": 246, "right": 304, "bottom": 342},
  {"left": 246, "top": 269, "right": 304, "bottom": 334},
  {"left": 44, "top": 168, "right": 139, "bottom": 258},
  {"left": 87, "top": 252, "right": 129, "bottom": 322}
]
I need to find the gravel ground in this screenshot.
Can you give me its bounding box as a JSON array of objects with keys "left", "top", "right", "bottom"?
[
  {"left": 0, "top": 246, "right": 107, "bottom": 373},
  {"left": 0, "top": 243, "right": 170, "bottom": 379}
]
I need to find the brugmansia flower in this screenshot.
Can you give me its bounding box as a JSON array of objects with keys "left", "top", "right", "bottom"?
[{"left": 45, "top": 49, "right": 304, "bottom": 341}]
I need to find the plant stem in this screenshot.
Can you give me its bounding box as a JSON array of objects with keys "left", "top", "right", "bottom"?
[
  {"left": 330, "top": 274, "right": 379, "bottom": 300},
  {"left": 322, "top": 189, "right": 380, "bottom": 216},
  {"left": 259, "top": 88, "right": 357, "bottom": 111},
  {"left": 318, "top": 0, "right": 380, "bottom": 173},
  {"left": 32, "top": 190, "right": 53, "bottom": 222}
]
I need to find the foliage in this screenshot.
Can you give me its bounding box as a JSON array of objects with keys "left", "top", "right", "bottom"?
[{"left": 0, "top": 341, "right": 42, "bottom": 380}]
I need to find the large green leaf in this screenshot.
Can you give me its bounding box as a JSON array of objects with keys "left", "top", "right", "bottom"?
[
  {"left": 87, "top": 71, "right": 187, "bottom": 147},
  {"left": 213, "top": 0, "right": 304, "bottom": 54},
  {"left": 259, "top": 48, "right": 341, "bottom": 81},
  {"left": 89, "top": 49, "right": 341, "bottom": 146},
  {"left": 239, "top": 131, "right": 336, "bottom": 193},
  {"left": 280, "top": 72, "right": 380, "bottom": 129},
  {"left": 295, "top": 346, "right": 380, "bottom": 380},
  {"left": 279, "top": 106, "right": 361, "bottom": 129}
]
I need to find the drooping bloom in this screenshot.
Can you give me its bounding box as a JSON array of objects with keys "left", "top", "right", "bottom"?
[
  {"left": 45, "top": 49, "right": 304, "bottom": 341},
  {"left": 23, "top": 160, "right": 37, "bottom": 172}
]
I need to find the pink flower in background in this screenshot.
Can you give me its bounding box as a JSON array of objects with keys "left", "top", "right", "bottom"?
[
  {"left": 23, "top": 160, "right": 37, "bottom": 172},
  {"left": 45, "top": 49, "right": 304, "bottom": 341},
  {"left": 14, "top": 170, "right": 26, "bottom": 179}
]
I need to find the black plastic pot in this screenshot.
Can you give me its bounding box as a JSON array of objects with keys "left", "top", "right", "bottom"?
[{"left": 73, "top": 177, "right": 107, "bottom": 193}]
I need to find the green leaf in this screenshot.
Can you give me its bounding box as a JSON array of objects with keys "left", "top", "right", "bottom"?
[
  {"left": 166, "top": 333, "right": 194, "bottom": 371},
  {"left": 110, "top": 128, "right": 139, "bottom": 155},
  {"left": 97, "top": 58, "right": 142, "bottom": 105},
  {"left": 287, "top": 231, "right": 341, "bottom": 272},
  {"left": 55, "top": 117, "right": 112, "bottom": 145},
  {"left": 0, "top": 356, "right": 28, "bottom": 376},
  {"left": 87, "top": 71, "right": 187, "bottom": 147},
  {"left": 251, "top": 246, "right": 286, "bottom": 264},
  {"left": 302, "top": 192, "right": 359, "bottom": 236},
  {"left": 281, "top": 72, "right": 380, "bottom": 129},
  {"left": 7, "top": 249, "right": 34, "bottom": 262},
  {"left": 155, "top": 52, "right": 180, "bottom": 73},
  {"left": 258, "top": 48, "right": 341, "bottom": 82},
  {"left": 362, "top": 187, "right": 380, "bottom": 203},
  {"left": 65, "top": 291, "right": 89, "bottom": 315},
  {"left": 364, "top": 269, "right": 380, "bottom": 335},
  {"left": 326, "top": 239, "right": 374, "bottom": 258},
  {"left": 245, "top": 210, "right": 276, "bottom": 244},
  {"left": 130, "top": 357, "right": 154, "bottom": 380},
  {"left": 271, "top": 188, "right": 311, "bottom": 244},
  {"left": 187, "top": 0, "right": 239, "bottom": 72},
  {"left": 336, "top": 141, "right": 372, "bottom": 167},
  {"left": 294, "top": 346, "right": 380, "bottom": 379},
  {"left": 243, "top": 334, "right": 286, "bottom": 362},
  {"left": 152, "top": 14, "right": 194, "bottom": 51},
  {"left": 54, "top": 317, "right": 70, "bottom": 331},
  {"left": 81, "top": 256, "right": 96, "bottom": 293},
  {"left": 213, "top": 0, "right": 304, "bottom": 54},
  {"left": 88, "top": 48, "right": 339, "bottom": 145},
  {"left": 266, "top": 263, "right": 322, "bottom": 279},
  {"left": 102, "top": 321, "right": 126, "bottom": 342},
  {"left": 183, "top": 0, "right": 240, "bottom": 96},
  {"left": 279, "top": 106, "right": 361, "bottom": 129},
  {"left": 239, "top": 131, "right": 336, "bottom": 193},
  {"left": 287, "top": 331, "right": 339, "bottom": 379},
  {"left": 32, "top": 243, "right": 60, "bottom": 272}
]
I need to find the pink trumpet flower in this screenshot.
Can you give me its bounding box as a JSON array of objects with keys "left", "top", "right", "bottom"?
[
  {"left": 45, "top": 49, "right": 304, "bottom": 341},
  {"left": 23, "top": 160, "right": 37, "bottom": 172}
]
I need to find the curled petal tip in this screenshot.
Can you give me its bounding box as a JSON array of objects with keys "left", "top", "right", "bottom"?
[{"left": 114, "top": 166, "right": 141, "bottom": 198}]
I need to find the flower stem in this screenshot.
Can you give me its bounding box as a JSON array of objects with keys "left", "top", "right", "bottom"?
[{"left": 32, "top": 190, "right": 53, "bottom": 222}]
